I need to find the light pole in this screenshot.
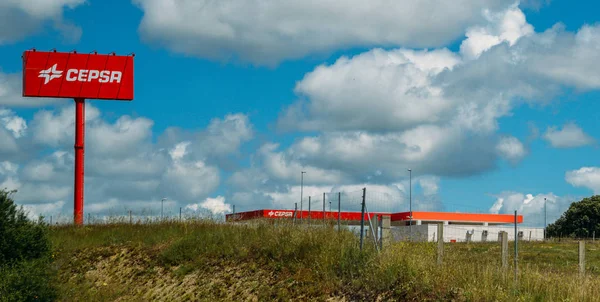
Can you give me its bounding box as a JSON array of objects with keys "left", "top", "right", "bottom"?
[
  {"left": 161, "top": 198, "right": 166, "bottom": 220},
  {"left": 300, "top": 171, "right": 306, "bottom": 222},
  {"left": 544, "top": 197, "right": 547, "bottom": 240},
  {"left": 408, "top": 169, "right": 412, "bottom": 241}
]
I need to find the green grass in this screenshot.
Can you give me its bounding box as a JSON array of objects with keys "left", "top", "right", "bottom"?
[{"left": 49, "top": 221, "right": 600, "bottom": 301}]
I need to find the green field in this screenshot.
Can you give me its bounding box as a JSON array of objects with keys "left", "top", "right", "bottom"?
[{"left": 48, "top": 221, "right": 600, "bottom": 301}]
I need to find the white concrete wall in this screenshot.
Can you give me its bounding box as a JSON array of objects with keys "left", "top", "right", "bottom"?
[
  {"left": 390, "top": 225, "right": 430, "bottom": 242},
  {"left": 391, "top": 224, "right": 545, "bottom": 242}
]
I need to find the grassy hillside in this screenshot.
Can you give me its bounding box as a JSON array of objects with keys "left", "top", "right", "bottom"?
[{"left": 49, "top": 221, "right": 600, "bottom": 301}]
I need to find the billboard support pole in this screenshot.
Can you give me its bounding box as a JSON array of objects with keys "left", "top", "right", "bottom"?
[{"left": 74, "top": 98, "right": 85, "bottom": 225}]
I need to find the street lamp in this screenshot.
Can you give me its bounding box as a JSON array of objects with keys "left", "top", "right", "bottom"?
[
  {"left": 161, "top": 198, "right": 167, "bottom": 220},
  {"left": 544, "top": 197, "right": 547, "bottom": 240},
  {"left": 300, "top": 171, "right": 306, "bottom": 221},
  {"left": 408, "top": 169, "right": 412, "bottom": 241}
]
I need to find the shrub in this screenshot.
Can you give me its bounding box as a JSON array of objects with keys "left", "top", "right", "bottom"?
[{"left": 0, "top": 189, "right": 56, "bottom": 301}]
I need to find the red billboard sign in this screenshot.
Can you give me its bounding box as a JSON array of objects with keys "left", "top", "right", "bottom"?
[{"left": 22, "top": 50, "right": 134, "bottom": 100}]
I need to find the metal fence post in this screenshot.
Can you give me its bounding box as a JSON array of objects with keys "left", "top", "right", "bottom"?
[
  {"left": 337, "top": 192, "right": 341, "bottom": 231},
  {"left": 579, "top": 241, "right": 586, "bottom": 276},
  {"left": 323, "top": 193, "right": 326, "bottom": 225},
  {"left": 360, "top": 188, "right": 366, "bottom": 251},
  {"left": 129, "top": 210, "right": 132, "bottom": 224},
  {"left": 179, "top": 207, "right": 182, "bottom": 222},
  {"left": 373, "top": 214, "right": 379, "bottom": 244},
  {"left": 293, "top": 203, "right": 298, "bottom": 224},
  {"left": 501, "top": 231, "right": 508, "bottom": 269},
  {"left": 308, "top": 196, "right": 311, "bottom": 225},
  {"left": 437, "top": 223, "right": 443, "bottom": 265},
  {"left": 379, "top": 215, "right": 383, "bottom": 250}
]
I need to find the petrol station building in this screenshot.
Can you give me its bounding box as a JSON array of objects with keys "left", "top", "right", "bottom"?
[{"left": 226, "top": 209, "right": 545, "bottom": 242}]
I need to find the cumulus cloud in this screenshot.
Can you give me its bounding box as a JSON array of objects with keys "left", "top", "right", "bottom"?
[
  {"left": 0, "top": 0, "right": 84, "bottom": 44},
  {"left": 186, "top": 196, "right": 232, "bottom": 216},
  {"left": 31, "top": 105, "right": 100, "bottom": 146},
  {"left": 0, "top": 109, "right": 27, "bottom": 138},
  {"left": 227, "top": 169, "right": 443, "bottom": 213},
  {"left": 0, "top": 104, "right": 253, "bottom": 218},
  {"left": 279, "top": 48, "right": 461, "bottom": 132},
  {"left": 496, "top": 136, "right": 527, "bottom": 163},
  {"left": 281, "top": 8, "right": 600, "bottom": 135},
  {"left": 544, "top": 123, "right": 594, "bottom": 148},
  {"left": 22, "top": 200, "right": 66, "bottom": 220},
  {"left": 565, "top": 167, "right": 600, "bottom": 194},
  {"left": 489, "top": 192, "right": 573, "bottom": 226},
  {"left": 268, "top": 6, "right": 600, "bottom": 184},
  {"left": 158, "top": 114, "right": 253, "bottom": 165},
  {"left": 0, "top": 72, "right": 65, "bottom": 107},
  {"left": 460, "top": 4, "right": 533, "bottom": 59},
  {"left": 281, "top": 127, "right": 497, "bottom": 180},
  {"left": 134, "top": 0, "right": 513, "bottom": 65}
]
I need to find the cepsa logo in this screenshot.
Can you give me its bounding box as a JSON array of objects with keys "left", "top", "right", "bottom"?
[
  {"left": 38, "top": 63, "right": 123, "bottom": 85},
  {"left": 267, "top": 211, "right": 293, "bottom": 217}
]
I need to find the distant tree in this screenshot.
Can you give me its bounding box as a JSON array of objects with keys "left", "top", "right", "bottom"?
[
  {"left": 546, "top": 195, "right": 600, "bottom": 238},
  {"left": 0, "top": 189, "right": 57, "bottom": 301}
]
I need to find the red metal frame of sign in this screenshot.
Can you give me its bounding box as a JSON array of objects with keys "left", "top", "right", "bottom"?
[{"left": 21, "top": 49, "right": 135, "bottom": 226}]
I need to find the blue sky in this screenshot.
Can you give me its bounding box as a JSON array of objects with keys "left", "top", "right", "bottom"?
[{"left": 1, "top": 0, "right": 600, "bottom": 225}]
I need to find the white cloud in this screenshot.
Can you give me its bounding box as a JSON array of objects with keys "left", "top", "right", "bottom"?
[
  {"left": 199, "top": 114, "right": 253, "bottom": 156},
  {"left": 280, "top": 9, "right": 600, "bottom": 137},
  {"left": 169, "top": 141, "right": 190, "bottom": 161},
  {"left": 280, "top": 126, "right": 497, "bottom": 180},
  {"left": 0, "top": 104, "right": 252, "bottom": 217},
  {"left": 158, "top": 114, "right": 253, "bottom": 164},
  {"left": 186, "top": 196, "right": 232, "bottom": 215},
  {"left": 565, "top": 167, "right": 600, "bottom": 194},
  {"left": 0, "top": 72, "right": 64, "bottom": 107},
  {"left": 460, "top": 4, "right": 533, "bottom": 59},
  {"left": 0, "top": 161, "right": 18, "bottom": 175},
  {"left": 489, "top": 191, "right": 572, "bottom": 226},
  {"left": 496, "top": 136, "right": 527, "bottom": 163},
  {"left": 0, "top": 109, "right": 27, "bottom": 138},
  {"left": 134, "top": 0, "right": 513, "bottom": 65},
  {"left": 544, "top": 123, "right": 594, "bottom": 148},
  {"left": 280, "top": 48, "right": 461, "bottom": 132},
  {"left": 0, "top": 176, "right": 20, "bottom": 191},
  {"left": 228, "top": 180, "right": 444, "bottom": 214},
  {"left": 419, "top": 176, "right": 440, "bottom": 196},
  {"left": 161, "top": 159, "right": 220, "bottom": 201},
  {"left": 0, "top": 0, "right": 85, "bottom": 44},
  {"left": 272, "top": 6, "right": 600, "bottom": 183},
  {"left": 31, "top": 105, "right": 100, "bottom": 146},
  {"left": 21, "top": 200, "right": 66, "bottom": 220},
  {"left": 259, "top": 143, "right": 346, "bottom": 184},
  {"left": 88, "top": 116, "right": 154, "bottom": 157}
]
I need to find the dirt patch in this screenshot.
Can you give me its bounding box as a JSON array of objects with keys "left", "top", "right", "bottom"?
[{"left": 58, "top": 247, "right": 348, "bottom": 301}]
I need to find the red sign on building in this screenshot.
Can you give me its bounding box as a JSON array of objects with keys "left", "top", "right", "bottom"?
[{"left": 22, "top": 50, "right": 134, "bottom": 100}]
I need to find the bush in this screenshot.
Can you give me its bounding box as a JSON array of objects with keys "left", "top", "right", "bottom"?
[
  {"left": 0, "top": 189, "right": 56, "bottom": 301},
  {"left": 0, "top": 259, "right": 57, "bottom": 302}
]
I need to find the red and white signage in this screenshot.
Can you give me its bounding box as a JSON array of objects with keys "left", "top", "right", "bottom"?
[
  {"left": 22, "top": 50, "right": 134, "bottom": 100},
  {"left": 267, "top": 210, "right": 294, "bottom": 218}
]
